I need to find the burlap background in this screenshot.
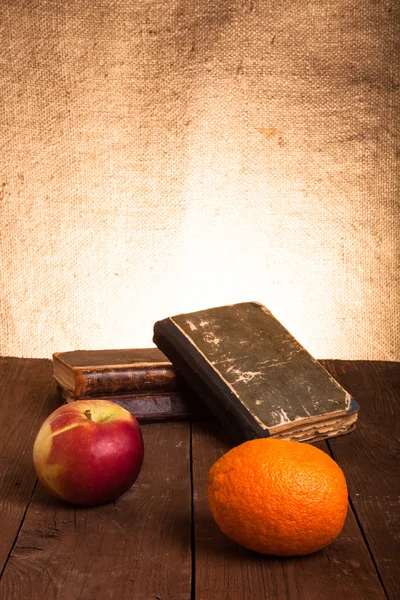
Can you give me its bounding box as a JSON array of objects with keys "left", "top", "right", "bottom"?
[{"left": 1, "top": 0, "right": 399, "bottom": 360}]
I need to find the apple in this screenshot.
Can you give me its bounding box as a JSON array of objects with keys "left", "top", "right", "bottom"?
[{"left": 33, "top": 400, "right": 144, "bottom": 506}]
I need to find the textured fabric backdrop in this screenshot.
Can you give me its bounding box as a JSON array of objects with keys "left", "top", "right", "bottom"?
[{"left": 1, "top": 0, "right": 399, "bottom": 359}]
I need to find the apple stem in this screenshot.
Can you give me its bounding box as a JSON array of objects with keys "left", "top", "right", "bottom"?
[{"left": 84, "top": 409, "right": 92, "bottom": 421}]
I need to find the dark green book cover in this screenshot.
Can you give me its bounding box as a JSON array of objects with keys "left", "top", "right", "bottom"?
[{"left": 153, "top": 301, "right": 359, "bottom": 443}]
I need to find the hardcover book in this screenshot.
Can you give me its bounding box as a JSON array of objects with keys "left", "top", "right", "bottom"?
[
  {"left": 52, "top": 348, "right": 210, "bottom": 422},
  {"left": 53, "top": 348, "right": 178, "bottom": 399},
  {"left": 153, "top": 301, "right": 359, "bottom": 443}
]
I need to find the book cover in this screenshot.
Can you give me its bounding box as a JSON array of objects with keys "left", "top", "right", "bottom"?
[{"left": 153, "top": 301, "right": 359, "bottom": 443}]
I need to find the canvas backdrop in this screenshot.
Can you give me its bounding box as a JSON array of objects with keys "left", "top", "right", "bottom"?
[{"left": 1, "top": 0, "right": 399, "bottom": 360}]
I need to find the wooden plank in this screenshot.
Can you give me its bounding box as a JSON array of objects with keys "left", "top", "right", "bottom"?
[
  {"left": 0, "top": 357, "right": 60, "bottom": 575},
  {"left": 192, "top": 420, "right": 387, "bottom": 600},
  {"left": 322, "top": 360, "right": 400, "bottom": 600},
  {"left": 0, "top": 421, "right": 192, "bottom": 600}
]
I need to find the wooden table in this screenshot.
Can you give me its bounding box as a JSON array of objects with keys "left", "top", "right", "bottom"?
[{"left": 0, "top": 358, "right": 398, "bottom": 600}]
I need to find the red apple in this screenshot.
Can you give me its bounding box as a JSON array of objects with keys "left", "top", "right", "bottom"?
[{"left": 33, "top": 400, "right": 144, "bottom": 506}]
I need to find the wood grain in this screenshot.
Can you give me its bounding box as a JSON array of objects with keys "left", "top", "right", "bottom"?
[
  {"left": 0, "top": 357, "right": 398, "bottom": 599},
  {"left": 0, "top": 358, "right": 60, "bottom": 575},
  {"left": 0, "top": 422, "right": 192, "bottom": 600},
  {"left": 322, "top": 360, "right": 400, "bottom": 600},
  {"left": 191, "top": 420, "right": 387, "bottom": 600}
]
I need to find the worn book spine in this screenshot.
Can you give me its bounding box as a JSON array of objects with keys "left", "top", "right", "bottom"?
[
  {"left": 72, "top": 364, "right": 177, "bottom": 398},
  {"left": 153, "top": 320, "right": 261, "bottom": 441},
  {"left": 52, "top": 349, "right": 178, "bottom": 398},
  {"left": 153, "top": 302, "right": 359, "bottom": 444},
  {"left": 58, "top": 386, "right": 212, "bottom": 423}
]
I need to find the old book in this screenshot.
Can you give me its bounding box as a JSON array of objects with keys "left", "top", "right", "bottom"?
[
  {"left": 57, "top": 386, "right": 211, "bottom": 423},
  {"left": 153, "top": 301, "right": 359, "bottom": 444},
  {"left": 52, "top": 348, "right": 178, "bottom": 399}
]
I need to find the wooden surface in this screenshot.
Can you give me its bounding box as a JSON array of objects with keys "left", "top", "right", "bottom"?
[{"left": 0, "top": 357, "right": 398, "bottom": 599}]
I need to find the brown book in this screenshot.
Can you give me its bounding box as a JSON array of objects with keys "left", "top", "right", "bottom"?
[
  {"left": 153, "top": 301, "right": 359, "bottom": 444},
  {"left": 53, "top": 348, "right": 211, "bottom": 422},
  {"left": 57, "top": 387, "right": 211, "bottom": 423},
  {"left": 52, "top": 348, "right": 178, "bottom": 399}
]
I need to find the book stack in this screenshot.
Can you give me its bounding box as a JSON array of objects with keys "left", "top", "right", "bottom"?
[
  {"left": 53, "top": 301, "right": 359, "bottom": 443},
  {"left": 52, "top": 348, "right": 211, "bottom": 422}
]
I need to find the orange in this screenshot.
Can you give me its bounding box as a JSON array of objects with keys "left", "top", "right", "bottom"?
[{"left": 208, "top": 438, "right": 348, "bottom": 556}]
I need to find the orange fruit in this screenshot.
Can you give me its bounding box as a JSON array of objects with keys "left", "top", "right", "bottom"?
[{"left": 208, "top": 438, "right": 348, "bottom": 556}]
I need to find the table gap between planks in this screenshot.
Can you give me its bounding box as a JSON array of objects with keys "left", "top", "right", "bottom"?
[{"left": 0, "top": 357, "right": 398, "bottom": 600}]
